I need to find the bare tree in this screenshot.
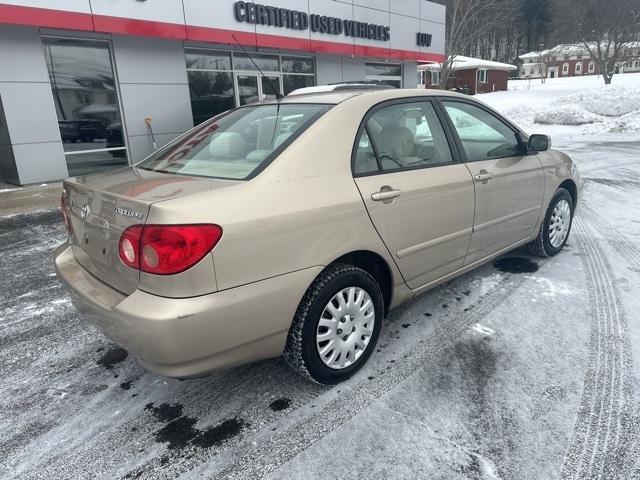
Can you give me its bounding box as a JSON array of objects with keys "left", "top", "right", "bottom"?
[
  {"left": 560, "top": 0, "right": 640, "bottom": 84},
  {"left": 438, "top": 0, "right": 515, "bottom": 89}
]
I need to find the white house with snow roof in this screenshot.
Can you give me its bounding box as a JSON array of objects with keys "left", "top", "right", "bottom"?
[{"left": 519, "top": 43, "right": 640, "bottom": 79}]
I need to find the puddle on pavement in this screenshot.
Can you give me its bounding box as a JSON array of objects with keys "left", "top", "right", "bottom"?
[
  {"left": 144, "top": 402, "right": 248, "bottom": 451},
  {"left": 269, "top": 398, "right": 291, "bottom": 411},
  {"left": 192, "top": 418, "right": 247, "bottom": 449},
  {"left": 493, "top": 257, "right": 539, "bottom": 274},
  {"left": 155, "top": 416, "right": 199, "bottom": 450},
  {"left": 97, "top": 346, "right": 128, "bottom": 370}
]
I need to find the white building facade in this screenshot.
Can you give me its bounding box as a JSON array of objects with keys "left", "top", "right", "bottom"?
[
  {"left": 519, "top": 43, "right": 640, "bottom": 79},
  {"left": 0, "top": 0, "right": 446, "bottom": 185}
]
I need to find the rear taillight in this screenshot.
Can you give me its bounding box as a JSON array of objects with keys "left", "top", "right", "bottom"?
[
  {"left": 118, "top": 225, "right": 143, "bottom": 269},
  {"left": 61, "top": 195, "right": 72, "bottom": 233},
  {"left": 118, "top": 224, "right": 222, "bottom": 275}
]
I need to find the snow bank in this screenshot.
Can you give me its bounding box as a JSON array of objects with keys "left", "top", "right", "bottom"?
[
  {"left": 535, "top": 85, "right": 640, "bottom": 130},
  {"left": 555, "top": 85, "right": 640, "bottom": 116},
  {"left": 534, "top": 106, "right": 602, "bottom": 126},
  {"left": 478, "top": 73, "right": 640, "bottom": 135}
]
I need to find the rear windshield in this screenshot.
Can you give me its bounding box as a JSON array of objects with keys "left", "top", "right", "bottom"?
[{"left": 138, "top": 104, "right": 330, "bottom": 180}]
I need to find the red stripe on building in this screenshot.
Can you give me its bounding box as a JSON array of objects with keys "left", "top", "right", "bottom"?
[
  {"left": 0, "top": 4, "right": 446, "bottom": 63},
  {"left": 93, "top": 15, "right": 187, "bottom": 40},
  {"left": 0, "top": 4, "right": 93, "bottom": 31},
  {"left": 186, "top": 25, "right": 256, "bottom": 46},
  {"left": 256, "top": 32, "right": 311, "bottom": 51},
  {"left": 310, "top": 39, "right": 355, "bottom": 56}
]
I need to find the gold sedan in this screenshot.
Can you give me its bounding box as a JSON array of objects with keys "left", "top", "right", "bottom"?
[{"left": 55, "top": 88, "right": 579, "bottom": 384}]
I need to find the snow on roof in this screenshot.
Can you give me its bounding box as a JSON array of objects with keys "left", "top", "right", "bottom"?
[
  {"left": 418, "top": 55, "right": 517, "bottom": 72},
  {"left": 519, "top": 44, "right": 589, "bottom": 59},
  {"left": 520, "top": 41, "right": 640, "bottom": 60}
]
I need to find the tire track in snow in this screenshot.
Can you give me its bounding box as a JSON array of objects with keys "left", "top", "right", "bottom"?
[
  {"left": 209, "top": 272, "right": 529, "bottom": 480},
  {"left": 560, "top": 218, "right": 634, "bottom": 480},
  {"left": 581, "top": 206, "right": 640, "bottom": 272}
]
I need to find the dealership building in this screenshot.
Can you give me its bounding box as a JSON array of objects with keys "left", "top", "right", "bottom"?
[{"left": 0, "top": 0, "right": 445, "bottom": 185}]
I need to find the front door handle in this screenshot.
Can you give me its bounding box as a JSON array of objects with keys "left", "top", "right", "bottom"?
[
  {"left": 371, "top": 187, "right": 401, "bottom": 202},
  {"left": 474, "top": 171, "right": 495, "bottom": 183}
]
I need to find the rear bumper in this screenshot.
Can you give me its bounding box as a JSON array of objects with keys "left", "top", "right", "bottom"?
[{"left": 54, "top": 244, "right": 322, "bottom": 378}]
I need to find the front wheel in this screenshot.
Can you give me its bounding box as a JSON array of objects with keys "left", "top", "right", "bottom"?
[
  {"left": 284, "top": 264, "right": 383, "bottom": 384},
  {"left": 526, "top": 188, "right": 574, "bottom": 257}
]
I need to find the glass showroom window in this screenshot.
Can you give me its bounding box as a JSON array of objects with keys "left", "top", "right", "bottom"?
[
  {"left": 365, "top": 62, "right": 403, "bottom": 88},
  {"left": 43, "top": 38, "right": 127, "bottom": 176},
  {"left": 185, "top": 49, "right": 315, "bottom": 124},
  {"left": 281, "top": 56, "right": 315, "bottom": 95},
  {"left": 185, "top": 49, "right": 235, "bottom": 126}
]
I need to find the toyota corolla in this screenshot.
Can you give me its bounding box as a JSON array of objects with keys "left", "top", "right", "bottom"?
[{"left": 55, "top": 87, "right": 579, "bottom": 384}]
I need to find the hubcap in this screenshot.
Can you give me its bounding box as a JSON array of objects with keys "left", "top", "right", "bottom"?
[
  {"left": 316, "top": 286, "right": 375, "bottom": 370},
  {"left": 549, "top": 199, "right": 571, "bottom": 248}
]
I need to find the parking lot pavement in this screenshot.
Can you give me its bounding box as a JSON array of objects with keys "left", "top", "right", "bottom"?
[
  {"left": 2, "top": 141, "right": 640, "bottom": 480},
  {"left": 0, "top": 182, "right": 61, "bottom": 216}
]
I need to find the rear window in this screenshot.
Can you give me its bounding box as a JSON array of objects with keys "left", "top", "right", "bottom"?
[{"left": 138, "top": 104, "right": 330, "bottom": 180}]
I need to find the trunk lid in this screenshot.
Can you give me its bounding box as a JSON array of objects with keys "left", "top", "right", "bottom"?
[{"left": 63, "top": 166, "right": 218, "bottom": 295}]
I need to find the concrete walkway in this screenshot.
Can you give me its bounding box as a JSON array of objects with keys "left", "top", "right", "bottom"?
[{"left": 0, "top": 182, "right": 61, "bottom": 216}]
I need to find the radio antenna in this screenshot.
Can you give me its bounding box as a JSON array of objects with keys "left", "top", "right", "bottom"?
[{"left": 231, "top": 34, "right": 283, "bottom": 100}]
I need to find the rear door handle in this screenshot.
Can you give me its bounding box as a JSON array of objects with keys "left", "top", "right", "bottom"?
[
  {"left": 474, "top": 172, "right": 495, "bottom": 183},
  {"left": 371, "top": 188, "right": 401, "bottom": 202}
]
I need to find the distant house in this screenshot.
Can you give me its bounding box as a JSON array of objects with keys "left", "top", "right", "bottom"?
[
  {"left": 418, "top": 56, "right": 517, "bottom": 94},
  {"left": 519, "top": 42, "right": 640, "bottom": 79}
]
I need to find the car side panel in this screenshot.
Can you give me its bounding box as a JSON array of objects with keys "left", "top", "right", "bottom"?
[
  {"left": 355, "top": 164, "right": 474, "bottom": 289},
  {"left": 463, "top": 154, "right": 544, "bottom": 265}
]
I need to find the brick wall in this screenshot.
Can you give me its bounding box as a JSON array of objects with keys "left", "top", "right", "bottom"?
[{"left": 424, "top": 68, "right": 511, "bottom": 94}]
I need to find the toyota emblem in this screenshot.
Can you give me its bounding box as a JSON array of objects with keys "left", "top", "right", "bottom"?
[{"left": 80, "top": 204, "right": 90, "bottom": 219}]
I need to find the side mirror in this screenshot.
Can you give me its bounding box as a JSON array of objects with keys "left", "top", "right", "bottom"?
[{"left": 528, "top": 134, "right": 551, "bottom": 152}]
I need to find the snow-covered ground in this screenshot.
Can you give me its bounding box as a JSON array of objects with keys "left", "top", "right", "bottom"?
[
  {"left": 2, "top": 74, "right": 640, "bottom": 480},
  {"left": 478, "top": 72, "right": 640, "bottom": 140}
]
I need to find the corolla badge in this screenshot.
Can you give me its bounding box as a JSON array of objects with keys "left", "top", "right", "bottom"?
[
  {"left": 113, "top": 206, "right": 144, "bottom": 220},
  {"left": 80, "top": 204, "right": 90, "bottom": 219}
]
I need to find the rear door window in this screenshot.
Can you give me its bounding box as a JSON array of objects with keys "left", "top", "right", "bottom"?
[
  {"left": 138, "top": 104, "right": 330, "bottom": 180},
  {"left": 353, "top": 100, "right": 454, "bottom": 175}
]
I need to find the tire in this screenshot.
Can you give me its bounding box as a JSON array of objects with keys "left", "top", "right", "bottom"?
[
  {"left": 526, "top": 188, "right": 574, "bottom": 257},
  {"left": 284, "top": 264, "right": 384, "bottom": 384}
]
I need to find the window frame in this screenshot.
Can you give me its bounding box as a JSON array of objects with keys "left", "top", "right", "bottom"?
[
  {"left": 477, "top": 68, "right": 488, "bottom": 84},
  {"left": 435, "top": 97, "right": 529, "bottom": 164},
  {"left": 351, "top": 97, "right": 462, "bottom": 178},
  {"left": 41, "top": 35, "right": 130, "bottom": 168},
  {"left": 365, "top": 62, "right": 403, "bottom": 88}
]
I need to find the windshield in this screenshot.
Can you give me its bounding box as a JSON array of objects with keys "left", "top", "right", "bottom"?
[{"left": 138, "top": 104, "right": 331, "bottom": 180}]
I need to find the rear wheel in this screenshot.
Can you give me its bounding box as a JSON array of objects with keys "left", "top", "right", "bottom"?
[
  {"left": 526, "top": 188, "right": 574, "bottom": 257},
  {"left": 284, "top": 264, "right": 383, "bottom": 384}
]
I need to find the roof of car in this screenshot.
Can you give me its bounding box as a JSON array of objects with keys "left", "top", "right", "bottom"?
[{"left": 261, "top": 88, "right": 468, "bottom": 106}]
